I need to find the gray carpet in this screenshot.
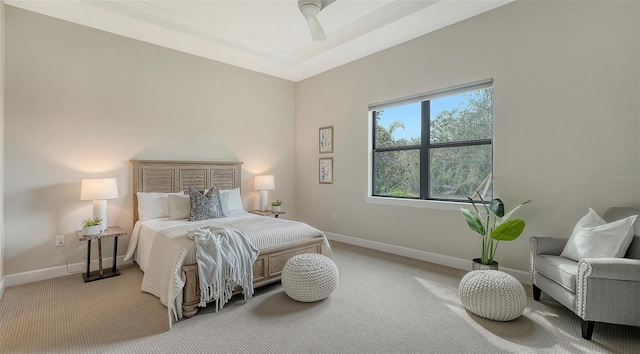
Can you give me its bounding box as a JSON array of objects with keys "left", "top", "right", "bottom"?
[{"left": 1, "top": 242, "right": 638, "bottom": 353}]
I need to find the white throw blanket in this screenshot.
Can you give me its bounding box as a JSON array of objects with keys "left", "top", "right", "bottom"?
[{"left": 186, "top": 227, "right": 259, "bottom": 311}]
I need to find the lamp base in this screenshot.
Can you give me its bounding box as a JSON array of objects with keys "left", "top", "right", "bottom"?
[
  {"left": 93, "top": 199, "right": 108, "bottom": 232},
  {"left": 260, "top": 190, "right": 269, "bottom": 212}
]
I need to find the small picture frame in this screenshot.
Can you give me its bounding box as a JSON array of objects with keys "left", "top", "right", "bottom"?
[
  {"left": 319, "top": 157, "right": 333, "bottom": 184},
  {"left": 319, "top": 126, "right": 333, "bottom": 154}
]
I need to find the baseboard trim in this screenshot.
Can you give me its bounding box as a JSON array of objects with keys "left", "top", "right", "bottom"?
[
  {"left": 5, "top": 235, "right": 531, "bottom": 287},
  {"left": 4, "top": 256, "right": 133, "bottom": 287},
  {"left": 0, "top": 276, "right": 5, "bottom": 301},
  {"left": 324, "top": 232, "right": 531, "bottom": 285}
]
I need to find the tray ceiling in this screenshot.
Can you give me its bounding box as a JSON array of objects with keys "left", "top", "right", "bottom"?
[{"left": 6, "top": 0, "right": 514, "bottom": 81}]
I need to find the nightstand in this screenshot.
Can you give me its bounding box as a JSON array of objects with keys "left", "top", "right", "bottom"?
[
  {"left": 248, "top": 210, "right": 286, "bottom": 218},
  {"left": 75, "top": 226, "right": 127, "bottom": 283}
]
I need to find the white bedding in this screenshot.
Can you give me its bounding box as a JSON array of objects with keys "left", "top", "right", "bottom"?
[{"left": 124, "top": 211, "right": 331, "bottom": 323}]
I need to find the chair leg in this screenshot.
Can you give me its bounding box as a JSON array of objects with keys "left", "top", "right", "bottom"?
[
  {"left": 581, "top": 320, "right": 595, "bottom": 340},
  {"left": 532, "top": 284, "right": 541, "bottom": 301}
]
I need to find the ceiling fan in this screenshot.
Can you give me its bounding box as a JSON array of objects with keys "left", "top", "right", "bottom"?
[{"left": 298, "top": 0, "right": 335, "bottom": 41}]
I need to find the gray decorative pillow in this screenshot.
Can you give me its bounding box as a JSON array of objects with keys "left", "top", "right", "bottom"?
[{"left": 188, "top": 186, "right": 225, "bottom": 221}]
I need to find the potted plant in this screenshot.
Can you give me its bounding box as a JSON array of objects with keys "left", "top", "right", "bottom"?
[
  {"left": 82, "top": 217, "right": 103, "bottom": 236},
  {"left": 271, "top": 200, "right": 282, "bottom": 212},
  {"left": 460, "top": 194, "right": 530, "bottom": 270}
]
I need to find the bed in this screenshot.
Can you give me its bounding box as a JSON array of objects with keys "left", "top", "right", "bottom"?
[{"left": 125, "top": 160, "right": 331, "bottom": 323}]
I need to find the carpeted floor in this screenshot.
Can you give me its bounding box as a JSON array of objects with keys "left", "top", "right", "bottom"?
[{"left": 1, "top": 241, "right": 638, "bottom": 353}]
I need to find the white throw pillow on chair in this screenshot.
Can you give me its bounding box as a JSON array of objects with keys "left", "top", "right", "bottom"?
[{"left": 561, "top": 208, "right": 637, "bottom": 261}]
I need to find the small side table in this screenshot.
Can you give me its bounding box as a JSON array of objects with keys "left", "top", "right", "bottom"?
[
  {"left": 75, "top": 226, "right": 127, "bottom": 283},
  {"left": 248, "top": 210, "right": 285, "bottom": 218}
]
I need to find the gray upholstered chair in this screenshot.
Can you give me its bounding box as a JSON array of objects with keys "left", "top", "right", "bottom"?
[{"left": 529, "top": 207, "right": 640, "bottom": 340}]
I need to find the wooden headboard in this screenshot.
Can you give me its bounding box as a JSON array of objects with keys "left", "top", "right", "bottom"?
[{"left": 130, "top": 160, "right": 243, "bottom": 223}]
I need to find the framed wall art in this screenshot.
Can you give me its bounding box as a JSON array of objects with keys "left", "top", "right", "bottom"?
[
  {"left": 319, "top": 126, "right": 333, "bottom": 154},
  {"left": 319, "top": 157, "right": 333, "bottom": 184}
]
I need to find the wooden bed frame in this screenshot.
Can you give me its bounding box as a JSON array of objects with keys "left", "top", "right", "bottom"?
[{"left": 131, "top": 160, "right": 325, "bottom": 318}]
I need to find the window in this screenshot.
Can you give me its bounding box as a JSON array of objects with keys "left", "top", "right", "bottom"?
[{"left": 370, "top": 80, "right": 493, "bottom": 202}]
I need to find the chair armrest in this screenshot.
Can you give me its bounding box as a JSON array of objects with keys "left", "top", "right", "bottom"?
[
  {"left": 575, "top": 258, "right": 640, "bottom": 324},
  {"left": 578, "top": 258, "right": 640, "bottom": 281},
  {"left": 529, "top": 236, "right": 569, "bottom": 283},
  {"left": 529, "top": 236, "right": 568, "bottom": 256}
]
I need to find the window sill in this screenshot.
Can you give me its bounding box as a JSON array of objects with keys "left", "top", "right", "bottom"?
[{"left": 365, "top": 196, "right": 471, "bottom": 211}]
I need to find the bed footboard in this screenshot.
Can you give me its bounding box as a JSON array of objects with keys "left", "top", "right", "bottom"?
[{"left": 182, "top": 237, "right": 325, "bottom": 318}]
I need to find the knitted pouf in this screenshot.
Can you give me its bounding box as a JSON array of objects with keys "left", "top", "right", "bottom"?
[
  {"left": 459, "top": 270, "right": 526, "bottom": 321},
  {"left": 281, "top": 253, "right": 339, "bottom": 302}
]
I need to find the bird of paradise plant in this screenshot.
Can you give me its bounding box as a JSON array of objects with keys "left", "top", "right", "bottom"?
[{"left": 461, "top": 194, "right": 530, "bottom": 265}]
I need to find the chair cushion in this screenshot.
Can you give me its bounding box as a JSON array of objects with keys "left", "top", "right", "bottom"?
[{"left": 535, "top": 255, "right": 579, "bottom": 293}]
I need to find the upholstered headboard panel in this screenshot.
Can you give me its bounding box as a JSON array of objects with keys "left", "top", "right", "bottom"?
[{"left": 130, "top": 160, "right": 242, "bottom": 223}]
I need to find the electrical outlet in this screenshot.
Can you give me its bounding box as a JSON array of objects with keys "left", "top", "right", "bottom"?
[{"left": 56, "top": 235, "right": 65, "bottom": 247}]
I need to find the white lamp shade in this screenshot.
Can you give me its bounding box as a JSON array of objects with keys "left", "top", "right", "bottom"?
[
  {"left": 254, "top": 175, "right": 275, "bottom": 191},
  {"left": 80, "top": 178, "right": 119, "bottom": 200}
]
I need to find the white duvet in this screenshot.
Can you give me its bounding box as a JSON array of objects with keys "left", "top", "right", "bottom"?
[{"left": 124, "top": 211, "right": 331, "bottom": 324}]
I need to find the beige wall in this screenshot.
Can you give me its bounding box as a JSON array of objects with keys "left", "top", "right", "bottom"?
[
  {"left": 0, "top": 2, "right": 6, "bottom": 296},
  {"left": 3, "top": 1, "right": 640, "bottom": 281},
  {"left": 295, "top": 1, "right": 640, "bottom": 273},
  {"left": 4, "top": 6, "right": 296, "bottom": 276}
]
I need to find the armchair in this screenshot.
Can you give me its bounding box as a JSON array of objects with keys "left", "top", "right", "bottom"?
[{"left": 529, "top": 207, "right": 640, "bottom": 340}]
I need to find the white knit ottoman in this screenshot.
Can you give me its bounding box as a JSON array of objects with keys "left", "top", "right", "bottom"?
[
  {"left": 281, "top": 253, "right": 338, "bottom": 302},
  {"left": 459, "top": 270, "right": 526, "bottom": 321}
]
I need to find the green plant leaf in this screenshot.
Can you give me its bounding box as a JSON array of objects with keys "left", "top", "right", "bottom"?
[
  {"left": 489, "top": 198, "right": 504, "bottom": 217},
  {"left": 461, "top": 208, "right": 486, "bottom": 235},
  {"left": 490, "top": 219, "right": 525, "bottom": 241},
  {"left": 498, "top": 200, "right": 531, "bottom": 225},
  {"left": 81, "top": 216, "right": 102, "bottom": 227}
]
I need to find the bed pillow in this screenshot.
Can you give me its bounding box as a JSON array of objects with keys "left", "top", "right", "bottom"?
[
  {"left": 219, "top": 188, "right": 244, "bottom": 214},
  {"left": 188, "top": 186, "right": 225, "bottom": 221},
  {"left": 560, "top": 208, "right": 637, "bottom": 261},
  {"left": 168, "top": 194, "right": 190, "bottom": 220},
  {"left": 137, "top": 191, "right": 183, "bottom": 220}
]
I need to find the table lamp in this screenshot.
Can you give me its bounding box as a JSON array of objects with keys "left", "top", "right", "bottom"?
[
  {"left": 81, "top": 178, "right": 119, "bottom": 232},
  {"left": 254, "top": 175, "right": 275, "bottom": 212}
]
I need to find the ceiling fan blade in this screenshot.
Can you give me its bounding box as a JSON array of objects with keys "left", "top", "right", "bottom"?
[
  {"left": 304, "top": 14, "right": 326, "bottom": 41},
  {"left": 320, "top": 0, "right": 336, "bottom": 9}
]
